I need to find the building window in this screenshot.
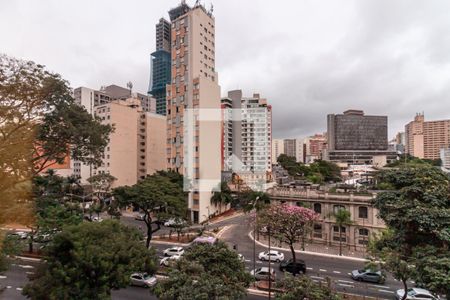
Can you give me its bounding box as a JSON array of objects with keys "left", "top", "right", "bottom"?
[
  {"left": 358, "top": 206, "right": 368, "bottom": 219},
  {"left": 313, "top": 203, "right": 322, "bottom": 214},
  {"left": 359, "top": 228, "right": 369, "bottom": 236},
  {"left": 333, "top": 226, "right": 346, "bottom": 233},
  {"left": 313, "top": 224, "right": 322, "bottom": 238}
]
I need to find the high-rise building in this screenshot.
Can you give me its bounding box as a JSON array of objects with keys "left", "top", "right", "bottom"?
[
  {"left": 405, "top": 113, "right": 450, "bottom": 160},
  {"left": 304, "top": 134, "right": 327, "bottom": 163},
  {"left": 271, "top": 139, "right": 284, "bottom": 164},
  {"left": 73, "top": 86, "right": 161, "bottom": 186},
  {"left": 149, "top": 18, "right": 172, "bottom": 115},
  {"left": 166, "top": 2, "right": 221, "bottom": 224},
  {"left": 325, "top": 110, "right": 396, "bottom": 164},
  {"left": 221, "top": 90, "right": 272, "bottom": 190},
  {"left": 440, "top": 148, "right": 450, "bottom": 171}
]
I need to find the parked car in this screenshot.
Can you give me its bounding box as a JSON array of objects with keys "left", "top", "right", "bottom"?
[
  {"left": 130, "top": 273, "right": 157, "bottom": 287},
  {"left": 395, "top": 288, "right": 440, "bottom": 300},
  {"left": 160, "top": 254, "right": 182, "bottom": 267},
  {"left": 351, "top": 269, "right": 385, "bottom": 283},
  {"left": 163, "top": 246, "right": 185, "bottom": 257},
  {"left": 250, "top": 267, "right": 276, "bottom": 281},
  {"left": 9, "top": 231, "right": 29, "bottom": 239},
  {"left": 238, "top": 254, "right": 245, "bottom": 262},
  {"left": 279, "top": 259, "right": 306, "bottom": 275},
  {"left": 164, "top": 218, "right": 187, "bottom": 227},
  {"left": 92, "top": 216, "right": 103, "bottom": 222},
  {"left": 258, "top": 250, "right": 284, "bottom": 262},
  {"left": 135, "top": 214, "right": 146, "bottom": 221}
]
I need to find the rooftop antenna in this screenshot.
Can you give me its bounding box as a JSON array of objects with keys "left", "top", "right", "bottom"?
[
  {"left": 209, "top": 3, "right": 214, "bottom": 15},
  {"left": 126, "top": 81, "right": 133, "bottom": 95}
]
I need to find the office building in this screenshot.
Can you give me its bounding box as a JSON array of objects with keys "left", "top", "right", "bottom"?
[
  {"left": 405, "top": 113, "right": 450, "bottom": 160},
  {"left": 272, "top": 139, "right": 284, "bottom": 164},
  {"left": 149, "top": 18, "right": 172, "bottom": 115},
  {"left": 221, "top": 90, "right": 272, "bottom": 190},
  {"left": 325, "top": 110, "right": 396, "bottom": 164},
  {"left": 166, "top": 2, "right": 221, "bottom": 223}
]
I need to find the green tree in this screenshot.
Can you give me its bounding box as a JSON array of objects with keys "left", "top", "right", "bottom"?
[
  {"left": 23, "top": 221, "right": 157, "bottom": 300},
  {"left": 87, "top": 173, "right": 116, "bottom": 203},
  {"left": 275, "top": 274, "right": 341, "bottom": 300},
  {"left": 259, "top": 204, "right": 318, "bottom": 262},
  {"left": 333, "top": 209, "right": 352, "bottom": 256},
  {"left": 0, "top": 55, "right": 112, "bottom": 227},
  {"left": 210, "top": 181, "right": 233, "bottom": 214},
  {"left": 371, "top": 166, "right": 450, "bottom": 299},
  {"left": 154, "top": 241, "right": 252, "bottom": 299},
  {"left": 114, "top": 173, "right": 187, "bottom": 248}
]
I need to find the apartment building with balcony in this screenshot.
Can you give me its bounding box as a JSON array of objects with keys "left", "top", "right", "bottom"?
[
  {"left": 221, "top": 90, "right": 272, "bottom": 191},
  {"left": 166, "top": 2, "right": 221, "bottom": 223},
  {"left": 268, "top": 187, "right": 385, "bottom": 250}
]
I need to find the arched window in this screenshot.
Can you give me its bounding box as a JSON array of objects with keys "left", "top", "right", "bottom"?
[{"left": 358, "top": 206, "right": 368, "bottom": 219}]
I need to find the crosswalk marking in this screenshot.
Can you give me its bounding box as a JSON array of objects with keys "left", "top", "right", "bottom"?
[
  {"left": 379, "top": 290, "right": 394, "bottom": 294},
  {"left": 319, "top": 269, "right": 327, "bottom": 272},
  {"left": 338, "top": 283, "right": 354, "bottom": 288},
  {"left": 333, "top": 271, "right": 341, "bottom": 274}
]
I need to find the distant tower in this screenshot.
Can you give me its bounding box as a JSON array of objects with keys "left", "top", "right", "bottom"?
[{"left": 148, "top": 18, "right": 171, "bottom": 115}]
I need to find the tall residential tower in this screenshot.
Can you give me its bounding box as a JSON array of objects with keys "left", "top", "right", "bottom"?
[{"left": 166, "top": 2, "right": 221, "bottom": 223}]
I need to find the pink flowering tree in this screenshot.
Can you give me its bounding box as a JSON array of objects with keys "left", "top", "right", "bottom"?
[{"left": 259, "top": 203, "right": 319, "bottom": 262}]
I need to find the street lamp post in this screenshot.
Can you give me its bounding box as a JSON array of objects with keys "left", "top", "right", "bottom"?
[
  {"left": 268, "top": 225, "right": 272, "bottom": 300},
  {"left": 252, "top": 196, "right": 260, "bottom": 283}
]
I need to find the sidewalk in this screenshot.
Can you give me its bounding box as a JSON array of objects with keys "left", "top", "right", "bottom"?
[{"left": 251, "top": 232, "right": 368, "bottom": 261}]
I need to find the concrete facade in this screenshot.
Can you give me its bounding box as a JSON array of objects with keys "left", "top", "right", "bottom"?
[
  {"left": 166, "top": 3, "right": 221, "bottom": 223},
  {"left": 272, "top": 139, "right": 284, "bottom": 164},
  {"left": 326, "top": 110, "right": 396, "bottom": 164},
  {"left": 269, "top": 187, "right": 385, "bottom": 250},
  {"left": 405, "top": 113, "right": 450, "bottom": 160}
]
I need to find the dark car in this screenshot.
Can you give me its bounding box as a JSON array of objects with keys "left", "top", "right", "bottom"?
[{"left": 279, "top": 259, "right": 306, "bottom": 275}]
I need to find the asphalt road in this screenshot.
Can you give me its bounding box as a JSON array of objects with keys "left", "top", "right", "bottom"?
[{"left": 0, "top": 213, "right": 410, "bottom": 299}]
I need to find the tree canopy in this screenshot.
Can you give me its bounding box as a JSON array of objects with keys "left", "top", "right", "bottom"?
[
  {"left": 259, "top": 203, "right": 318, "bottom": 262},
  {"left": 114, "top": 173, "right": 187, "bottom": 247},
  {"left": 23, "top": 221, "right": 157, "bottom": 300},
  {"left": 154, "top": 241, "right": 252, "bottom": 299},
  {"left": 275, "top": 274, "right": 341, "bottom": 300},
  {"left": 0, "top": 55, "right": 111, "bottom": 227},
  {"left": 277, "top": 154, "right": 341, "bottom": 183},
  {"left": 371, "top": 165, "right": 450, "bottom": 298}
]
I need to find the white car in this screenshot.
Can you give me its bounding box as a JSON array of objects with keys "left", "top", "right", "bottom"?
[
  {"left": 250, "top": 267, "right": 276, "bottom": 281},
  {"left": 164, "top": 218, "right": 187, "bottom": 227},
  {"left": 92, "top": 216, "right": 103, "bottom": 222},
  {"left": 130, "top": 273, "right": 157, "bottom": 287},
  {"left": 10, "top": 231, "right": 29, "bottom": 239},
  {"left": 258, "top": 250, "right": 284, "bottom": 262},
  {"left": 395, "top": 288, "right": 440, "bottom": 300},
  {"left": 238, "top": 254, "right": 245, "bottom": 262},
  {"left": 160, "top": 254, "right": 182, "bottom": 267},
  {"left": 163, "top": 246, "right": 184, "bottom": 257}
]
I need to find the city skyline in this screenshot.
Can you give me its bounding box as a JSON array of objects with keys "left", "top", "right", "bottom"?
[{"left": 2, "top": 0, "right": 450, "bottom": 139}]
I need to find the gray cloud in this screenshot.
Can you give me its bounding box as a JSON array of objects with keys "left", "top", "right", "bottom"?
[{"left": 1, "top": 0, "right": 450, "bottom": 139}]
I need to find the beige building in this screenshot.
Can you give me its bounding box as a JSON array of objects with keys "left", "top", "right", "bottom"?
[
  {"left": 272, "top": 139, "right": 284, "bottom": 164},
  {"left": 166, "top": 2, "right": 221, "bottom": 223},
  {"left": 269, "top": 187, "right": 385, "bottom": 250},
  {"left": 72, "top": 94, "right": 165, "bottom": 188},
  {"left": 405, "top": 113, "right": 450, "bottom": 159}
]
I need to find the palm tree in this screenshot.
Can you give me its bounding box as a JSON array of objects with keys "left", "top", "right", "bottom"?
[
  {"left": 334, "top": 208, "right": 352, "bottom": 256},
  {"left": 210, "top": 182, "right": 233, "bottom": 215}
]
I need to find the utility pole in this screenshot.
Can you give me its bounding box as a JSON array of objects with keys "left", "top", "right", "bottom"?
[
  {"left": 268, "top": 226, "right": 272, "bottom": 300},
  {"left": 252, "top": 196, "right": 260, "bottom": 282}
]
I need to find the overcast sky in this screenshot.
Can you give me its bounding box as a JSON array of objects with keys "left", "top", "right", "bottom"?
[{"left": 2, "top": 0, "right": 450, "bottom": 139}]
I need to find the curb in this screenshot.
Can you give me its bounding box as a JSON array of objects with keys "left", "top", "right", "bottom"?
[
  {"left": 207, "top": 212, "right": 244, "bottom": 225},
  {"left": 150, "top": 240, "right": 190, "bottom": 247},
  {"left": 15, "top": 256, "right": 42, "bottom": 262},
  {"left": 215, "top": 225, "right": 231, "bottom": 239},
  {"left": 248, "top": 231, "right": 368, "bottom": 262}
]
